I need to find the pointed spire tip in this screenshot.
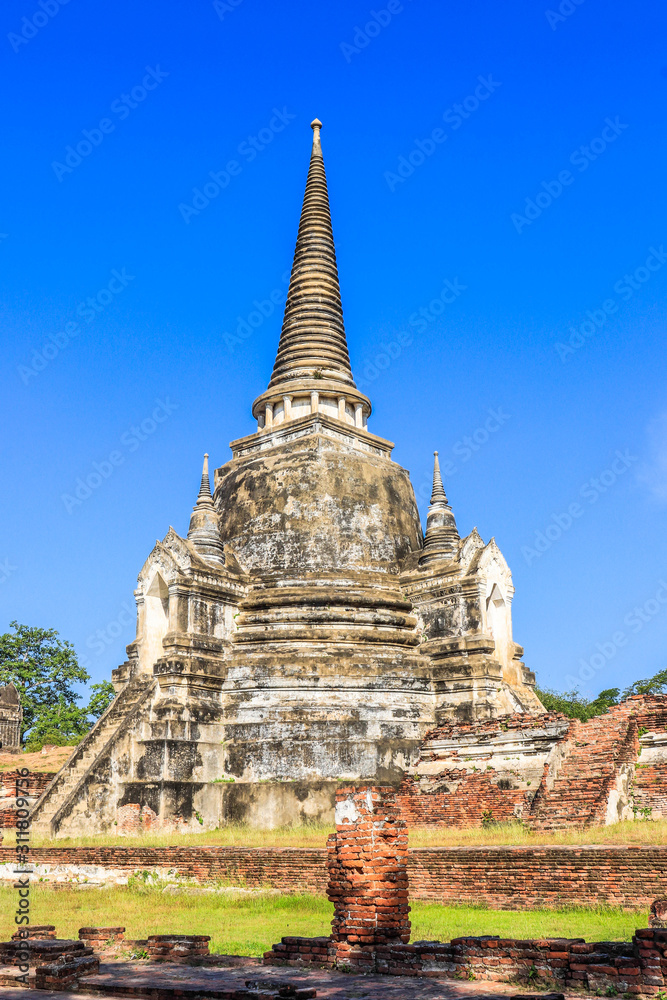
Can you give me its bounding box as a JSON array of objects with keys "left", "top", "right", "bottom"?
[
  {"left": 310, "top": 118, "right": 322, "bottom": 130},
  {"left": 196, "top": 453, "right": 213, "bottom": 507},
  {"left": 430, "top": 450, "right": 449, "bottom": 506}
]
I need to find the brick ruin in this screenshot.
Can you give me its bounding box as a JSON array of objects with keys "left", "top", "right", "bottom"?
[
  {"left": 0, "top": 769, "right": 54, "bottom": 829},
  {"left": 327, "top": 786, "right": 411, "bottom": 972},
  {"left": 5, "top": 914, "right": 667, "bottom": 997},
  {"left": 265, "top": 784, "right": 667, "bottom": 995},
  {"left": 397, "top": 694, "right": 667, "bottom": 830},
  {"left": 3, "top": 789, "right": 667, "bottom": 996},
  {"left": 6, "top": 694, "right": 667, "bottom": 836},
  {"left": 2, "top": 842, "right": 667, "bottom": 909}
]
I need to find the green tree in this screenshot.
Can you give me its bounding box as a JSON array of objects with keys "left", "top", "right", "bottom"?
[
  {"left": 536, "top": 686, "right": 620, "bottom": 721},
  {"left": 23, "top": 682, "right": 115, "bottom": 751},
  {"left": 537, "top": 666, "right": 667, "bottom": 722},
  {"left": 0, "top": 622, "right": 115, "bottom": 749},
  {"left": 622, "top": 668, "right": 667, "bottom": 700}
]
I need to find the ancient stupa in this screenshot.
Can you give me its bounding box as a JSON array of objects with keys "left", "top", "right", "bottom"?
[{"left": 32, "top": 120, "right": 542, "bottom": 836}]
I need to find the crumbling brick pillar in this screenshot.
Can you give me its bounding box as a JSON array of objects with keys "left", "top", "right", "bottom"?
[{"left": 327, "top": 784, "right": 410, "bottom": 972}]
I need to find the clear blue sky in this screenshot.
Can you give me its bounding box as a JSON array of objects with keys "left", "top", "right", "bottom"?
[{"left": 1, "top": 0, "right": 666, "bottom": 702}]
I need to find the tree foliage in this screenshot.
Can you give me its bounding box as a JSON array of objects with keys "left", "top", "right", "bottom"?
[
  {"left": 0, "top": 622, "right": 116, "bottom": 750},
  {"left": 621, "top": 668, "right": 667, "bottom": 699},
  {"left": 535, "top": 686, "right": 620, "bottom": 721},
  {"left": 537, "top": 667, "right": 667, "bottom": 721}
]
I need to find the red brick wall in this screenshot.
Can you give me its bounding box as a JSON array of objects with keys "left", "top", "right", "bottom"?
[
  {"left": 0, "top": 771, "right": 54, "bottom": 829},
  {"left": 1, "top": 771, "right": 53, "bottom": 797},
  {"left": 397, "top": 772, "right": 531, "bottom": 827},
  {"left": 0, "top": 844, "right": 663, "bottom": 910},
  {"left": 633, "top": 702, "right": 667, "bottom": 818},
  {"left": 266, "top": 929, "right": 667, "bottom": 995}
]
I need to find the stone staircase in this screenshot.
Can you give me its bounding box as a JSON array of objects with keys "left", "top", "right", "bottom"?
[
  {"left": 30, "top": 675, "right": 155, "bottom": 837},
  {"left": 529, "top": 705, "right": 638, "bottom": 830}
]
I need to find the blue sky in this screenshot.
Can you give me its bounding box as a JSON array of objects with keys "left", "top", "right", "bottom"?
[{"left": 1, "top": 0, "right": 666, "bottom": 702}]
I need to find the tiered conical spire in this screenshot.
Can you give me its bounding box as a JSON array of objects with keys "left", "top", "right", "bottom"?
[
  {"left": 268, "top": 119, "right": 355, "bottom": 389},
  {"left": 187, "top": 454, "right": 225, "bottom": 567},
  {"left": 419, "top": 452, "right": 460, "bottom": 565},
  {"left": 429, "top": 452, "right": 449, "bottom": 505},
  {"left": 196, "top": 453, "right": 213, "bottom": 505}
]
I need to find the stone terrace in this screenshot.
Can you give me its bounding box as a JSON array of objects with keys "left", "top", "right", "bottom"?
[{"left": 0, "top": 966, "right": 576, "bottom": 1000}]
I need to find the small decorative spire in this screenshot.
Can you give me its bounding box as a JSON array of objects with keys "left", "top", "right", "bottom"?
[
  {"left": 430, "top": 452, "right": 449, "bottom": 505},
  {"left": 419, "top": 450, "right": 460, "bottom": 566},
  {"left": 196, "top": 453, "right": 214, "bottom": 507},
  {"left": 188, "top": 453, "right": 225, "bottom": 567}
]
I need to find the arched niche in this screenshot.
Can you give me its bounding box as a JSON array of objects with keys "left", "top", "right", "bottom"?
[
  {"left": 141, "top": 572, "right": 170, "bottom": 671},
  {"left": 486, "top": 582, "right": 511, "bottom": 668}
]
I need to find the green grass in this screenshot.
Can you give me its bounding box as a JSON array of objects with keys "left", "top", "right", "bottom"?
[
  {"left": 410, "top": 901, "right": 645, "bottom": 944},
  {"left": 0, "top": 886, "right": 645, "bottom": 957},
  {"left": 5, "top": 817, "right": 667, "bottom": 849},
  {"left": 2, "top": 823, "right": 335, "bottom": 849}
]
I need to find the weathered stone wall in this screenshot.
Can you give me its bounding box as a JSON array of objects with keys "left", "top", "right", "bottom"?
[{"left": 0, "top": 684, "right": 22, "bottom": 751}]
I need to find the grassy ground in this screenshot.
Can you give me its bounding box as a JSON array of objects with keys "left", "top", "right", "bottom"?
[
  {"left": 4, "top": 818, "right": 667, "bottom": 849},
  {"left": 408, "top": 819, "right": 667, "bottom": 848},
  {"left": 0, "top": 886, "right": 646, "bottom": 956},
  {"left": 0, "top": 746, "right": 73, "bottom": 774}
]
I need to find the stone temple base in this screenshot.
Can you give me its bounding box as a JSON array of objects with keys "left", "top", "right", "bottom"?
[{"left": 220, "top": 780, "right": 338, "bottom": 828}]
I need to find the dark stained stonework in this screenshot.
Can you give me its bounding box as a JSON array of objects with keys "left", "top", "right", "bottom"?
[
  {"left": 31, "top": 121, "right": 541, "bottom": 836},
  {"left": 0, "top": 685, "right": 21, "bottom": 751}
]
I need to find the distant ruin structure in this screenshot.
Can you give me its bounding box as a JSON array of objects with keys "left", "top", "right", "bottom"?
[
  {"left": 32, "top": 119, "right": 542, "bottom": 837},
  {"left": 0, "top": 685, "right": 21, "bottom": 752}
]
